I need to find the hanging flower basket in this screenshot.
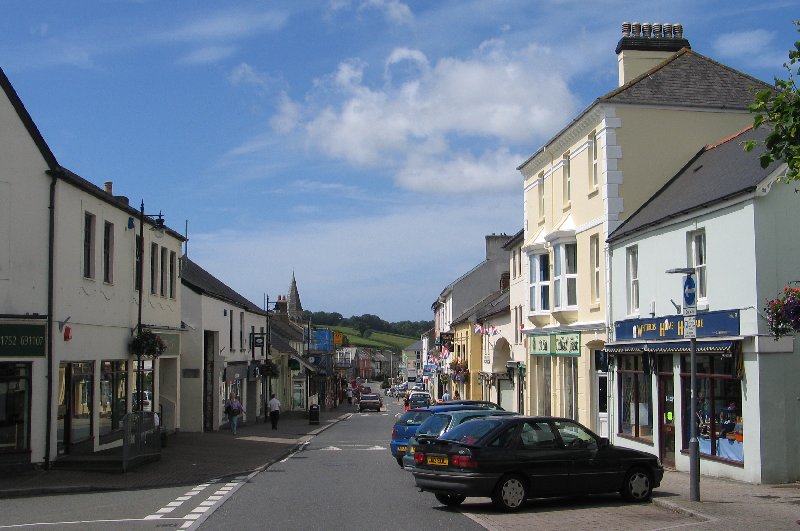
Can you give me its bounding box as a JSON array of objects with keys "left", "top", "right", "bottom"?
[
  {"left": 130, "top": 329, "right": 167, "bottom": 358},
  {"left": 448, "top": 359, "right": 469, "bottom": 382},
  {"left": 439, "top": 373, "right": 450, "bottom": 384},
  {"left": 260, "top": 359, "right": 280, "bottom": 376},
  {"left": 765, "top": 286, "right": 800, "bottom": 339}
]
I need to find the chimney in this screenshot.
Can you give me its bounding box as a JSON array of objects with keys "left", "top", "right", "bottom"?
[
  {"left": 616, "top": 21, "right": 689, "bottom": 86},
  {"left": 104, "top": 181, "right": 113, "bottom": 194},
  {"left": 275, "top": 295, "right": 288, "bottom": 314},
  {"left": 500, "top": 272, "right": 510, "bottom": 291}
]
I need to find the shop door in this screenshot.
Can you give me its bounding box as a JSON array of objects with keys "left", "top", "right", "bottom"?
[
  {"left": 595, "top": 372, "right": 608, "bottom": 438},
  {"left": 659, "top": 375, "right": 676, "bottom": 467},
  {"left": 203, "top": 331, "right": 215, "bottom": 432},
  {"left": 498, "top": 379, "right": 514, "bottom": 411}
]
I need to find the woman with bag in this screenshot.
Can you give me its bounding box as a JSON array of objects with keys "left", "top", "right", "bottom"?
[{"left": 225, "top": 392, "right": 244, "bottom": 435}]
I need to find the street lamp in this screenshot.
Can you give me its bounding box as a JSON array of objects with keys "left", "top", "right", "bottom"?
[
  {"left": 135, "top": 200, "right": 165, "bottom": 412},
  {"left": 666, "top": 267, "right": 699, "bottom": 502}
]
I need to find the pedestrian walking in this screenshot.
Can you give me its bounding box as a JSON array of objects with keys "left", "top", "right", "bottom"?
[
  {"left": 453, "top": 390, "right": 460, "bottom": 400},
  {"left": 268, "top": 393, "right": 281, "bottom": 430},
  {"left": 225, "top": 392, "right": 244, "bottom": 435},
  {"left": 346, "top": 387, "right": 353, "bottom": 404},
  {"left": 441, "top": 389, "right": 450, "bottom": 402}
]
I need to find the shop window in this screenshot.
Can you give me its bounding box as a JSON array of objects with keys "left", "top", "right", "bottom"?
[
  {"left": 133, "top": 359, "right": 154, "bottom": 412},
  {"left": 99, "top": 361, "right": 127, "bottom": 438},
  {"left": 0, "top": 363, "right": 30, "bottom": 452},
  {"left": 617, "top": 355, "right": 653, "bottom": 443},
  {"left": 682, "top": 353, "right": 743, "bottom": 463},
  {"left": 562, "top": 356, "right": 578, "bottom": 419},
  {"left": 534, "top": 356, "right": 552, "bottom": 416}
]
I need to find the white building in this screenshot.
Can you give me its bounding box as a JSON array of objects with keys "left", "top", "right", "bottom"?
[
  {"left": 605, "top": 126, "right": 799, "bottom": 484},
  {"left": 0, "top": 67, "right": 183, "bottom": 466}
]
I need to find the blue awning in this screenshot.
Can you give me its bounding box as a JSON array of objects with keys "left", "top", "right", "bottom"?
[{"left": 604, "top": 340, "right": 737, "bottom": 354}]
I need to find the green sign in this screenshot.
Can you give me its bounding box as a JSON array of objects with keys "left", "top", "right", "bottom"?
[
  {"left": 527, "top": 332, "right": 581, "bottom": 357},
  {"left": 0, "top": 323, "right": 46, "bottom": 357}
]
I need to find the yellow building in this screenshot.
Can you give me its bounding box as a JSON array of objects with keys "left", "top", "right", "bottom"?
[{"left": 516, "top": 22, "right": 771, "bottom": 436}]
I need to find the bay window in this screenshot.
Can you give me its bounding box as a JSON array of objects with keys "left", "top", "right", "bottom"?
[
  {"left": 553, "top": 242, "right": 577, "bottom": 309},
  {"left": 529, "top": 253, "right": 550, "bottom": 313}
]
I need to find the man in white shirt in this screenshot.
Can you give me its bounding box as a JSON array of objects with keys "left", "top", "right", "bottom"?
[{"left": 268, "top": 394, "right": 281, "bottom": 430}]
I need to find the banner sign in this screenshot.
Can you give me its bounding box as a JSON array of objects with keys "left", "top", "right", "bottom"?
[
  {"left": 527, "top": 332, "right": 581, "bottom": 356},
  {"left": 614, "top": 310, "right": 740, "bottom": 341}
]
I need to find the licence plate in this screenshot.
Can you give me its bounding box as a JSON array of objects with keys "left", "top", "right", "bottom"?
[
  {"left": 427, "top": 456, "right": 448, "bottom": 466},
  {"left": 398, "top": 446, "right": 407, "bottom": 452}
]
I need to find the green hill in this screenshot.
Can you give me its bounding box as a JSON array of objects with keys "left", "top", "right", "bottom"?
[{"left": 329, "top": 326, "right": 417, "bottom": 351}]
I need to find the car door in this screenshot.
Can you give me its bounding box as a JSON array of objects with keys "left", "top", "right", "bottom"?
[
  {"left": 516, "top": 420, "right": 571, "bottom": 496},
  {"left": 552, "top": 420, "right": 620, "bottom": 494}
]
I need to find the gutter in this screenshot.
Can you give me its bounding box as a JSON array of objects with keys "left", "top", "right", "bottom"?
[{"left": 44, "top": 170, "right": 58, "bottom": 469}]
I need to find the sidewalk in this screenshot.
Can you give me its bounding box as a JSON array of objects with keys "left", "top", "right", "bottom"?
[
  {"left": 0, "top": 408, "right": 350, "bottom": 499},
  {"left": 652, "top": 469, "right": 800, "bottom": 529}
]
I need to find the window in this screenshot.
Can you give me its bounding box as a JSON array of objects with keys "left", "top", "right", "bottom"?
[
  {"left": 590, "top": 234, "right": 600, "bottom": 303},
  {"left": 534, "top": 356, "right": 551, "bottom": 416},
  {"left": 150, "top": 243, "right": 158, "bottom": 294},
  {"left": 103, "top": 221, "right": 114, "bottom": 284},
  {"left": 617, "top": 354, "right": 653, "bottom": 443},
  {"left": 520, "top": 421, "right": 557, "bottom": 449},
  {"left": 229, "top": 310, "right": 234, "bottom": 351},
  {"left": 239, "top": 312, "right": 245, "bottom": 349},
  {"left": 588, "top": 131, "right": 598, "bottom": 188},
  {"left": 529, "top": 253, "right": 550, "bottom": 312},
  {"left": 135, "top": 235, "right": 142, "bottom": 292},
  {"left": 562, "top": 356, "right": 578, "bottom": 419},
  {"left": 682, "top": 353, "right": 743, "bottom": 463},
  {"left": 562, "top": 153, "right": 571, "bottom": 205},
  {"left": 553, "top": 243, "right": 577, "bottom": 309},
  {"left": 160, "top": 247, "right": 168, "bottom": 296},
  {"left": 690, "top": 231, "right": 707, "bottom": 300},
  {"left": 554, "top": 420, "right": 597, "bottom": 449},
  {"left": 83, "top": 212, "right": 96, "bottom": 279},
  {"left": 0, "top": 363, "right": 31, "bottom": 452},
  {"left": 627, "top": 246, "right": 639, "bottom": 315},
  {"left": 169, "top": 251, "right": 177, "bottom": 298},
  {"left": 538, "top": 172, "right": 545, "bottom": 220},
  {"left": 99, "top": 361, "right": 126, "bottom": 437}
]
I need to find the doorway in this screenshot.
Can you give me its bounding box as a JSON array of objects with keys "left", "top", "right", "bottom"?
[
  {"left": 57, "top": 362, "right": 94, "bottom": 455},
  {"left": 659, "top": 374, "right": 676, "bottom": 467}
]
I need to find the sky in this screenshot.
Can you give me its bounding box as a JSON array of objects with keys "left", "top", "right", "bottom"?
[{"left": 1, "top": 1, "right": 797, "bottom": 322}]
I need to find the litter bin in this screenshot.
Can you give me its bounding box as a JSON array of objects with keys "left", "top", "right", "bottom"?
[{"left": 309, "top": 404, "right": 320, "bottom": 425}]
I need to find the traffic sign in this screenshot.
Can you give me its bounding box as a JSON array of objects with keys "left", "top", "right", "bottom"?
[
  {"left": 683, "top": 316, "right": 697, "bottom": 338},
  {"left": 683, "top": 275, "right": 697, "bottom": 316}
]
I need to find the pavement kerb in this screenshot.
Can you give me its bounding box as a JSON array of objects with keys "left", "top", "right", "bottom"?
[{"left": 651, "top": 497, "right": 716, "bottom": 525}]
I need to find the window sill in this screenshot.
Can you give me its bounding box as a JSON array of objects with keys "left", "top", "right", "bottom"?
[
  {"left": 587, "top": 187, "right": 599, "bottom": 199},
  {"left": 562, "top": 202, "right": 571, "bottom": 212},
  {"left": 615, "top": 433, "right": 654, "bottom": 446},
  {"left": 679, "top": 448, "right": 743, "bottom": 467},
  {"left": 589, "top": 302, "right": 601, "bottom": 311}
]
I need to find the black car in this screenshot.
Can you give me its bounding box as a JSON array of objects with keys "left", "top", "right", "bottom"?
[{"left": 411, "top": 416, "right": 663, "bottom": 512}]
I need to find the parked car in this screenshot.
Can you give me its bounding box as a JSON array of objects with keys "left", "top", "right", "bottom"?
[
  {"left": 359, "top": 393, "right": 383, "bottom": 412},
  {"left": 405, "top": 393, "right": 432, "bottom": 411},
  {"left": 390, "top": 409, "right": 435, "bottom": 466},
  {"left": 402, "top": 408, "right": 517, "bottom": 469},
  {"left": 133, "top": 390, "right": 153, "bottom": 412},
  {"left": 411, "top": 416, "right": 664, "bottom": 511},
  {"left": 440, "top": 400, "right": 503, "bottom": 410}
]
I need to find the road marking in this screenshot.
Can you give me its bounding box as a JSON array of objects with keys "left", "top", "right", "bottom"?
[{"left": 239, "top": 435, "right": 302, "bottom": 444}]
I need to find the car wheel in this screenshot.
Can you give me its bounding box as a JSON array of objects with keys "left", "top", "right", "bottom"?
[
  {"left": 621, "top": 467, "right": 653, "bottom": 502},
  {"left": 492, "top": 474, "right": 527, "bottom": 512},
  {"left": 435, "top": 493, "right": 466, "bottom": 507}
]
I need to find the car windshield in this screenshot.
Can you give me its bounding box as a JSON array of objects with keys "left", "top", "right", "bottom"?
[
  {"left": 397, "top": 410, "right": 432, "bottom": 426},
  {"left": 416, "top": 414, "right": 451, "bottom": 437},
  {"left": 441, "top": 418, "right": 502, "bottom": 444},
  {"left": 361, "top": 394, "right": 379, "bottom": 400}
]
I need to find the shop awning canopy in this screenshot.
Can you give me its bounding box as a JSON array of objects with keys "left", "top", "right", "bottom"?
[{"left": 604, "top": 339, "right": 738, "bottom": 354}]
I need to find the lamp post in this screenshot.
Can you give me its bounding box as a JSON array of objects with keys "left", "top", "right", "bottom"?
[
  {"left": 666, "top": 267, "right": 699, "bottom": 502},
  {"left": 136, "top": 200, "right": 165, "bottom": 412}
]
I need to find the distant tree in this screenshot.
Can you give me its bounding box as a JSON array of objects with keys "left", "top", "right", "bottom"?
[{"left": 744, "top": 21, "right": 799, "bottom": 182}]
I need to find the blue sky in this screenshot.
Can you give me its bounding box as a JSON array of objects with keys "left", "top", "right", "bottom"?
[{"left": 2, "top": 1, "right": 797, "bottom": 322}]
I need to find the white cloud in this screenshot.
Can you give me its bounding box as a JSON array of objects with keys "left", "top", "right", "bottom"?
[
  {"left": 166, "top": 10, "right": 289, "bottom": 42},
  {"left": 180, "top": 45, "right": 236, "bottom": 64},
  {"left": 284, "top": 39, "right": 577, "bottom": 193},
  {"left": 229, "top": 62, "right": 273, "bottom": 90},
  {"left": 359, "top": 0, "right": 414, "bottom": 25},
  {"left": 712, "top": 29, "right": 785, "bottom": 68}
]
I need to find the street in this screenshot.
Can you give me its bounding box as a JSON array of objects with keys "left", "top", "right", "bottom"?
[{"left": 0, "top": 390, "right": 715, "bottom": 530}]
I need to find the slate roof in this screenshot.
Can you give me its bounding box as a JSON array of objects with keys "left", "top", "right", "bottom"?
[
  {"left": 180, "top": 256, "right": 265, "bottom": 314},
  {"left": 518, "top": 49, "right": 772, "bottom": 170},
  {"left": 475, "top": 290, "right": 510, "bottom": 321},
  {"left": 601, "top": 49, "right": 772, "bottom": 109},
  {"left": 607, "top": 126, "right": 784, "bottom": 242},
  {"left": 502, "top": 228, "right": 524, "bottom": 250}
]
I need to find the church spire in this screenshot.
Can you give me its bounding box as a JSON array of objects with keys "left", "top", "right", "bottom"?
[{"left": 287, "top": 272, "right": 303, "bottom": 322}]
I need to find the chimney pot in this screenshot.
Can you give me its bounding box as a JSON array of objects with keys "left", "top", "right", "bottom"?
[
  {"left": 621, "top": 21, "right": 631, "bottom": 37},
  {"left": 653, "top": 23, "right": 662, "bottom": 38},
  {"left": 642, "top": 22, "right": 652, "bottom": 38},
  {"left": 104, "top": 181, "right": 113, "bottom": 194},
  {"left": 673, "top": 23, "right": 683, "bottom": 39},
  {"left": 631, "top": 22, "right": 641, "bottom": 37}
]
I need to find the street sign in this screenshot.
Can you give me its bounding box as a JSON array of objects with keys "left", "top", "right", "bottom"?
[
  {"left": 683, "top": 274, "right": 697, "bottom": 316},
  {"left": 684, "top": 316, "right": 697, "bottom": 338}
]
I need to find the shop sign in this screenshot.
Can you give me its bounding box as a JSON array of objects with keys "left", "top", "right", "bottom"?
[
  {"left": 423, "top": 364, "right": 436, "bottom": 376},
  {"left": 527, "top": 332, "right": 581, "bottom": 356},
  {"left": 0, "top": 323, "right": 46, "bottom": 357},
  {"left": 614, "top": 310, "right": 739, "bottom": 341}
]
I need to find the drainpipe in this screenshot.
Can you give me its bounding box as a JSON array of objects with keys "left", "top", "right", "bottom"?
[{"left": 44, "top": 170, "right": 58, "bottom": 469}]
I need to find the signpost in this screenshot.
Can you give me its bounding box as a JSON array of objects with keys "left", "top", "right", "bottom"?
[{"left": 668, "top": 268, "right": 700, "bottom": 502}]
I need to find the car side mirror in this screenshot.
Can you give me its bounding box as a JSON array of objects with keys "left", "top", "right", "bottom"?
[{"left": 598, "top": 437, "right": 609, "bottom": 448}]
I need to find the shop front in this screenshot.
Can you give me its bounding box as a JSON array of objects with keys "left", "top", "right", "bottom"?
[
  {"left": 606, "top": 310, "right": 745, "bottom": 473},
  {"left": 527, "top": 332, "right": 581, "bottom": 420}
]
